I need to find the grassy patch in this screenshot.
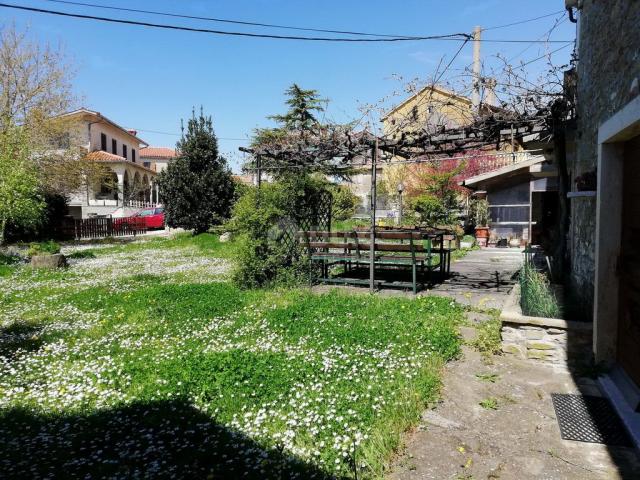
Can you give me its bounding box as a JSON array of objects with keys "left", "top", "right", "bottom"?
[
  {"left": 66, "top": 249, "right": 96, "bottom": 259},
  {"left": 519, "top": 264, "right": 562, "bottom": 318},
  {"left": 0, "top": 234, "right": 463, "bottom": 479},
  {"left": 472, "top": 315, "right": 502, "bottom": 357},
  {"left": 475, "top": 373, "right": 499, "bottom": 383},
  {"left": 479, "top": 397, "right": 499, "bottom": 410}
]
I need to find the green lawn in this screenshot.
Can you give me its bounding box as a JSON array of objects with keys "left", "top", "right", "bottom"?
[{"left": 0, "top": 233, "right": 462, "bottom": 479}]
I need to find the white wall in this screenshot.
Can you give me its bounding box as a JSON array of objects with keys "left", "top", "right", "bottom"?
[{"left": 87, "top": 121, "right": 143, "bottom": 163}]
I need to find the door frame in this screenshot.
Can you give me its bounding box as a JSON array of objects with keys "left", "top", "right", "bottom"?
[{"left": 594, "top": 95, "right": 640, "bottom": 364}]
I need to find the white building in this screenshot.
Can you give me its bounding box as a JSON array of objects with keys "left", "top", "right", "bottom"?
[
  {"left": 140, "top": 147, "right": 177, "bottom": 173},
  {"left": 59, "top": 108, "right": 159, "bottom": 218}
]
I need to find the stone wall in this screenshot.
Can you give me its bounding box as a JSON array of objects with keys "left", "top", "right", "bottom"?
[
  {"left": 501, "top": 322, "right": 593, "bottom": 370},
  {"left": 570, "top": 0, "right": 640, "bottom": 318}
]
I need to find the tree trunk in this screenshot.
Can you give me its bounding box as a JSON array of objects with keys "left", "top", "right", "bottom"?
[{"left": 0, "top": 217, "right": 6, "bottom": 246}]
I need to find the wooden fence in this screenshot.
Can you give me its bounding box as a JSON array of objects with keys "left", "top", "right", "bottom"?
[{"left": 63, "top": 217, "right": 147, "bottom": 240}]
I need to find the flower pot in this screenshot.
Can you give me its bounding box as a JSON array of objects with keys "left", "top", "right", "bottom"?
[{"left": 475, "top": 226, "right": 489, "bottom": 247}]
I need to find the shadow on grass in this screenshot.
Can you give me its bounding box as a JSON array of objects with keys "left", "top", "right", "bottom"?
[
  {"left": 0, "top": 399, "right": 339, "bottom": 480},
  {"left": 0, "top": 323, "right": 45, "bottom": 358}
]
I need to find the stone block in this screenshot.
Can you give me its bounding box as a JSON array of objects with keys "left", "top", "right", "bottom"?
[
  {"left": 547, "top": 328, "right": 567, "bottom": 335},
  {"left": 526, "top": 341, "right": 555, "bottom": 351},
  {"left": 502, "top": 343, "right": 524, "bottom": 357},
  {"left": 524, "top": 329, "right": 545, "bottom": 340},
  {"left": 31, "top": 254, "right": 67, "bottom": 269},
  {"left": 527, "top": 350, "right": 553, "bottom": 360}
]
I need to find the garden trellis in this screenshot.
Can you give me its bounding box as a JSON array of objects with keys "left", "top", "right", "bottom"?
[{"left": 240, "top": 102, "right": 561, "bottom": 292}]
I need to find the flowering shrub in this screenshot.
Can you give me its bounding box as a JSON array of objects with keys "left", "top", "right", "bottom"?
[{"left": 0, "top": 235, "right": 462, "bottom": 478}]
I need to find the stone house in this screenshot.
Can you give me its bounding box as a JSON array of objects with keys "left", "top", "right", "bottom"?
[
  {"left": 566, "top": 0, "right": 640, "bottom": 443},
  {"left": 58, "top": 108, "right": 159, "bottom": 218}
]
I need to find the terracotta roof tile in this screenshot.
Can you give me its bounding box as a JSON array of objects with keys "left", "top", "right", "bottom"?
[
  {"left": 140, "top": 147, "right": 176, "bottom": 159},
  {"left": 85, "top": 150, "right": 126, "bottom": 162},
  {"left": 85, "top": 150, "right": 157, "bottom": 174}
]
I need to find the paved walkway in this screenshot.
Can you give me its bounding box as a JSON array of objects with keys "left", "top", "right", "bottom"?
[
  {"left": 388, "top": 344, "right": 640, "bottom": 479},
  {"left": 426, "top": 247, "right": 523, "bottom": 310},
  {"left": 387, "top": 248, "right": 640, "bottom": 479}
]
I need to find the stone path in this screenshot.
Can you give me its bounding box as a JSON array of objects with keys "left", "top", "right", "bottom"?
[
  {"left": 426, "top": 248, "right": 524, "bottom": 310},
  {"left": 386, "top": 248, "right": 640, "bottom": 479},
  {"left": 388, "top": 343, "right": 640, "bottom": 479}
]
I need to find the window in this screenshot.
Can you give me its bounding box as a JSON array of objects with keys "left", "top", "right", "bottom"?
[
  {"left": 122, "top": 144, "right": 128, "bottom": 159},
  {"left": 132, "top": 149, "right": 136, "bottom": 163},
  {"left": 100, "top": 133, "right": 107, "bottom": 151},
  {"left": 111, "top": 138, "right": 117, "bottom": 154},
  {"left": 411, "top": 106, "right": 419, "bottom": 121},
  {"left": 138, "top": 209, "right": 154, "bottom": 217},
  {"left": 143, "top": 161, "right": 151, "bottom": 169}
]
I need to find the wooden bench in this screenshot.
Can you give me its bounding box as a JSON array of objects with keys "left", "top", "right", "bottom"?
[{"left": 298, "top": 230, "right": 449, "bottom": 293}]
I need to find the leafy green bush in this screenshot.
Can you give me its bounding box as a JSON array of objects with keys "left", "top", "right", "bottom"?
[
  {"left": 229, "top": 174, "right": 327, "bottom": 288},
  {"left": 27, "top": 240, "right": 61, "bottom": 257},
  {"left": 461, "top": 234, "right": 475, "bottom": 245},
  {"left": 329, "top": 184, "right": 359, "bottom": 220},
  {"left": 520, "top": 264, "right": 562, "bottom": 318},
  {"left": 0, "top": 251, "right": 21, "bottom": 265},
  {"left": 407, "top": 194, "right": 455, "bottom": 226}
]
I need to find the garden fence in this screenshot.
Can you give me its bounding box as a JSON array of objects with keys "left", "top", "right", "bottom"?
[{"left": 63, "top": 217, "right": 147, "bottom": 240}]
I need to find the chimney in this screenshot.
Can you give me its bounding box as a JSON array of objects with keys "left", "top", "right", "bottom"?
[{"left": 127, "top": 129, "right": 137, "bottom": 136}]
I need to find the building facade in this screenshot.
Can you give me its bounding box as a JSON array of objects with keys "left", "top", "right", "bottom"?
[
  {"left": 57, "top": 109, "right": 158, "bottom": 219},
  {"left": 567, "top": 0, "right": 640, "bottom": 441},
  {"left": 140, "top": 147, "right": 177, "bottom": 172}
]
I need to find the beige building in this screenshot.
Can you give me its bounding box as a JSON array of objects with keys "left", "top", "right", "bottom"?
[
  {"left": 140, "top": 147, "right": 177, "bottom": 172},
  {"left": 347, "top": 86, "right": 484, "bottom": 218},
  {"left": 58, "top": 108, "right": 159, "bottom": 218}
]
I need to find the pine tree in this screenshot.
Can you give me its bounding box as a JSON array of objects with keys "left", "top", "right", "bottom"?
[
  {"left": 268, "top": 84, "right": 325, "bottom": 134},
  {"left": 158, "top": 109, "right": 235, "bottom": 234}
]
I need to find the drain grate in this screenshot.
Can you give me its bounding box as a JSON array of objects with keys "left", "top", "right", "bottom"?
[{"left": 551, "top": 393, "right": 632, "bottom": 446}]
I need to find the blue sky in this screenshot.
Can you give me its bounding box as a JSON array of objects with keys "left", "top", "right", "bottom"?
[{"left": 6, "top": 1, "right": 575, "bottom": 171}]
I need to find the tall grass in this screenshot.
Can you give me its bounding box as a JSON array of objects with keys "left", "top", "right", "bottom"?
[{"left": 519, "top": 263, "right": 562, "bottom": 318}]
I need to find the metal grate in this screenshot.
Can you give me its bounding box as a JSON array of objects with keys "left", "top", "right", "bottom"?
[{"left": 551, "top": 393, "right": 632, "bottom": 446}]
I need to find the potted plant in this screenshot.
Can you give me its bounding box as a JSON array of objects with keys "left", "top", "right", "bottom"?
[{"left": 470, "top": 199, "right": 490, "bottom": 247}]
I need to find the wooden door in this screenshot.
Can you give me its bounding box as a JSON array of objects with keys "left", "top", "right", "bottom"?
[{"left": 618, "top": 136, "right": 640, "bottom": 389}]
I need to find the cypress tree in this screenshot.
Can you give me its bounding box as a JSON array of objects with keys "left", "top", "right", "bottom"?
[{"left": 158, "top": 109, "right": 235, "bottom": 234}]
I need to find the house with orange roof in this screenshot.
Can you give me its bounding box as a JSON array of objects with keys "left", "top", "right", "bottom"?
[
  {"left": 140, "top": 146, "right": 177, "bottom": 172},
  {"left": 57, "top": 108, "right": 159, "bottom": 218}
]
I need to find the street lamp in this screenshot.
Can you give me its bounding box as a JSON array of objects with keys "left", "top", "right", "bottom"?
[{"left": 397, "top": 182, "right": 405, "bottom": 227}]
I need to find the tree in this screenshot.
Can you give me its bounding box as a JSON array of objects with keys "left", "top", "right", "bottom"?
[
  {"left": 0, "top": 128, "right": 45, "bottom": 245},
  {"left": 158, "top": 109, "right": 235, "bottom": 234},
  {"left": 0, "top": 25, "right": 109, "bottom": 200},
  {"left": 268, "top": 84, "right": 325, "bottom": 134}
]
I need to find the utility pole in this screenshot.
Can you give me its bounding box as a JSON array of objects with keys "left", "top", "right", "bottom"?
[
  {"left": 471, "top": 26, "right": 482, "bottom": 112},
  {"left": 369, "top": 138, "right": 378, "bottom": 294}
]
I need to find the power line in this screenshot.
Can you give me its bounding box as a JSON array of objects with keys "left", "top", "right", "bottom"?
[
  {"left": 42, "top": 0, "right": 429, "bottom": 39},
  {"left": 134, "top": 128, "right": 248, "bottom": 141},
  {"left": 43, "top": 1, "right": 568, "bottom": 41},
  {"left": 1, "top": 3, "right": 468, "bottom": 42},
  {"left": 507, "top": 14, "right": 568, "bottom": 63},
  {"left": 482, "top": 10, "right": 565, "bottom": 31},
  {"left": 512, "top": 42, "right": 573, "bottom": 70},
  {"left": 1, "top": 3, "right": 572, "bottom": 43}
]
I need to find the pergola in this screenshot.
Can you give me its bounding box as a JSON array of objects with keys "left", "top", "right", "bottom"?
[{"left": 239, "top": 108, "right": 561, "bottom": 292}]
